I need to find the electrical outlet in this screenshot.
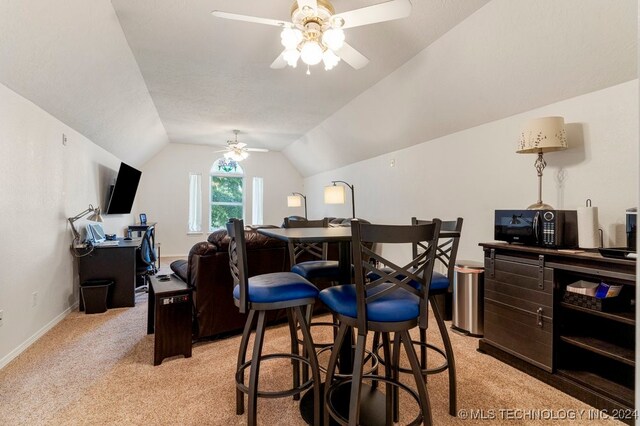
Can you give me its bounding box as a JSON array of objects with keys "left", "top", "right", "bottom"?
[
  {"left": 62, "top": 133, "right": 67, "bottom": 146},
  {"left": 32, "top": 292, "right": 38, "bottom": 308},
  {"left": 0, "top": 310, "right": 3, "bottom": 327}
]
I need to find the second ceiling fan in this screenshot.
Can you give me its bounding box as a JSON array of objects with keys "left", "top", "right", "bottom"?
[
  {"left": 212, "top": 0, "right": 412, "bottom": 73},
  {"left": 216, "top": 130, "right": 269, "bottom": 161}
]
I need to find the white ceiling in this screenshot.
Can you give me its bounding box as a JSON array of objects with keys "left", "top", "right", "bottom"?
[
  {"left": 0, "top": 0, "right": 489, "bottom": 167},
  {"left": 111, "top": 0, "right": 490, "bottom": 152},
  {"left": 0, "top": 0, "right": 636, "bottom": 173}
]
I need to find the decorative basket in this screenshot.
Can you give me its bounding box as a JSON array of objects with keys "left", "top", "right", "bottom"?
[{"left": 562, "top": 291, "right": 627, "bottom": 312}]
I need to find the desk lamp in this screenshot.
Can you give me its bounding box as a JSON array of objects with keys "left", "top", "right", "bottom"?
[
  {"left": 287, "top": 192, "right": 308, "bottom": 219},
  {"left": 517, "top": 117, "right": 568, "bottom": 210},
  {"left": 68, "top": 204, "right": 103, "bottom": 244},
  {"left": 324, "top": 180, "right": 355, "bottom": 218}
]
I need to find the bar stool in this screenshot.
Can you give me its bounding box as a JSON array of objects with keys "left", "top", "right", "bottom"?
[
  {"left": 370, "top": 217, "right": 462, "bottom": 418},
  {"left": 320, "top": 219, "right": 441, "bottom": 426},
  {"left": 227, "top": 218, "right": 322, "bottom": 426},
  {"left": 284, "top": 217, "right": 341, "bottom": 282},
  {"left": 413, "top": 217, "right": 463, "bottom": 416}
]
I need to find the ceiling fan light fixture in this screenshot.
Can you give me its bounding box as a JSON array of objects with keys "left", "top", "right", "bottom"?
[
  {"left": 322, "top": 49, "right": 340, "bottom": 70},
  {"left": 280, "top": 27, "right": 303, "bottom": 49},
  {"left": 322, "top": 28, "right": 344, "bottom": 51},
  {"left": 330, "top": 16, "right": 345, "bottom": 29},
  {"left": 225, "top": 150, "right": 249, "bottom": 162},
  {"left": 283, "top": 48, "right": 301, "bottom": 67},
  {"left": 300, "top": 40, "right": 323, "bottom": 65}
]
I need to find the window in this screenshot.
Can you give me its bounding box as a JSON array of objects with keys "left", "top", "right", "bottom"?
[
  {"left": 188, "top": 173, "right": 202, "bottom": 233},
  {"left": 252, "top": 177, "right": 263, "bottom": 225},
  {"left": 210, "top": 158, "right": 244, "bottom": 230}
]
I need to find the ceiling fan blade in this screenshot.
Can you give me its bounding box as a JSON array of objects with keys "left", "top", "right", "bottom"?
[
  {"left": 246, "top": 148, "right": 269, "bottom": 152},
  {"left": 211, "top": 10, "right": 288, "bottom": 27},
  {"left": 271, "top": 51, "right": 287, "bottom": 69},
  {"left": 332, "top": 0, "right": 412, "bottom": 29},
  {"left": 296, "top": 0, "right": 318, "bottom": 12},
  {"left": 336, "top": 42, "right": 369, "bottom": 69}
]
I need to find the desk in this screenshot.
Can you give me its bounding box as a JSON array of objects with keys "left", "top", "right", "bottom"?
[
  {"left": 128, "top": 222, "right": 156, "bottom": 237},
  {"left": 77, "top": 238, "right": 140, "bottom": 310}
]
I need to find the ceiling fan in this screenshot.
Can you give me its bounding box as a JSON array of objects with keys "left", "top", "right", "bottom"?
[
  {"left": 211, "top": 0, "right": 412, "bottom": 73},
  {"left": 216, "top": 130, "right": 269, "bottom": 161}
]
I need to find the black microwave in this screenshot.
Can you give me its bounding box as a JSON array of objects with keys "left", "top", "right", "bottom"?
[{"left": 495, "top": 210, "right": 578, "bottom": 248}]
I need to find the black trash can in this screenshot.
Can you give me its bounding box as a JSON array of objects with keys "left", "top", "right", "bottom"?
[{"left": 80, "top": 280, "right": 113, "bottom": 314}]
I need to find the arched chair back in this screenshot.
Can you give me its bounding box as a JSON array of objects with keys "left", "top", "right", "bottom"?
[
  {"left": 352, "top": 219, "right": 441, "bottom": 331},
  {"left": 412, "top": 217, "right": 463, "bottom": 286},
  {"left": 283, "top": 217, "right": 329, "bottom": 267},
  {"left": 226, "top": 218, "right": 250, "bottom": 314}
]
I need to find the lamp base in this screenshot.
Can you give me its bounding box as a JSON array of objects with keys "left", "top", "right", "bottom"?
[{"left": 527, "top": 201, "right": 554, "bottom": 210}]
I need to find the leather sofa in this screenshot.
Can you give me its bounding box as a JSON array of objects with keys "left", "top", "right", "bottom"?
[
  {"left": 171, "top": 226, "right": 291, "bottom": 339},
  {"left": 170, "top": 219, "right": 356, "bottom": 340}
]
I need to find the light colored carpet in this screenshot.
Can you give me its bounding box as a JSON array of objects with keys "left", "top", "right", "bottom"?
[{"left": 0, "top": 292, "right": 622, "bottom": 425}]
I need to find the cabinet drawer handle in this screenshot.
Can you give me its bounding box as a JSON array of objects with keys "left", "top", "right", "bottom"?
[{"left": 536, "top": 307, "right": 543, "bottom": 327}]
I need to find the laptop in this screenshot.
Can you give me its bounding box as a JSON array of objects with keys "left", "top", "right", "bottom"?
[{"left": 86, "top": 223, "right": 105, "bottom": 243}]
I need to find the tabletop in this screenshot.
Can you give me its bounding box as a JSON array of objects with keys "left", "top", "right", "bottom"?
[
  {"left": 258, "top": 226, "right": 459, "bottom": 242},
  {"left": 257, "top": 226, "right": 352, "bottom": 242}
]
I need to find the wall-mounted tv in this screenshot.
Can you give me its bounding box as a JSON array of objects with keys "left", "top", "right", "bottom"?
[{"left": 105, "top": 162, "right": 142, "bottom": 214}]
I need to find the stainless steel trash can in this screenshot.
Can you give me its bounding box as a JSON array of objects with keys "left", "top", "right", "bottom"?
[{"left": 452, "top": 260, "right": 484, "bottom": 336}]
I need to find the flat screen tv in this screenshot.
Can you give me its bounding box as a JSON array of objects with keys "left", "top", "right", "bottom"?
[{"left": 105, "top": 162, "right": 142, "bottom": 214}]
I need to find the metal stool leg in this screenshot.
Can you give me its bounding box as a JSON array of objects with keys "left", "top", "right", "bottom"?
[
  {"left": 287, "top": 308, "right": 301, "bottom": 401},
  {"left": 324, "top": 322, "right": 348, "bottom": 426},
  {"left": 430, "top": 296, "right": 457, "bottom": 415},
  {"left": 294, "top": 305, "right": 322, "bottom": 426},
  {"left": 247, "top": 311, "right": 266, "bottom": 426},
  {"left": 236, "top": 310, "right": 256, "bottom": 415},
  {"left": 348, "top": 333, "right": 367, "bottom": 426},
  {"left": 401, "top": 330, "right": 433, "bottom": 426}
]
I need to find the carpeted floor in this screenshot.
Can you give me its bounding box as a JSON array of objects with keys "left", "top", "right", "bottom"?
[{"left": 0, "top": 290, "right": 622, "bottom": 425}]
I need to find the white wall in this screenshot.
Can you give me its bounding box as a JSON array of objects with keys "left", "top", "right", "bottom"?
[
  {"left": 304, "top": 80, "right": 639, "bottom": 263},
  {"left": 284, "top": 0, "right": 637, "bottom": 177},
  {"left": 0, "top": 83, "right": 133, "bottom": 368},
  {"left": 137, "top": 144, "right": 304, "bottom": 256}
]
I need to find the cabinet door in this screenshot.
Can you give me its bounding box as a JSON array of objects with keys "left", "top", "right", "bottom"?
[{"left": 484, "top": 256, "right": 554, "bottom": 371}]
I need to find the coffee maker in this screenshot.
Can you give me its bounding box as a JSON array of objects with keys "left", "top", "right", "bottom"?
[{"left": 627, "top": 208, "right": 637, "bottom": 251}]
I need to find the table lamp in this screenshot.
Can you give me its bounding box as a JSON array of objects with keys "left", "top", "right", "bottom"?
[
  {"left": 68, "top": 204, "right": 103, "bottom": 243},
  {"left": 287, "top": 192, "right": 307, "bottom": 219},
  {"left": 517, "top": 116, "right": 568, "bottom": 210},
  {"left": 324, "top": 180, "right": 355, "bottom": 218}
]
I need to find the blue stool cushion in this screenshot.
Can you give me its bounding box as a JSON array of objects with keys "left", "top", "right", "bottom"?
[
  {"left": 292, "top": 260, "right": 341, "bottom": 280},
  {"left": 430, "top": 272, "right": 450, "bottom": 292},
  {"left": 367, "top": 269, "right": 450, "bottom": 292},
  {"left": 319, "top": 284, "right": 420, "bottom": 323},
  {"left": 233, "top": 272, "right": 319, "bottom": 304}
]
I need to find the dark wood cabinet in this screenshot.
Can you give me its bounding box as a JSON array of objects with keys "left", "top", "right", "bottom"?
[{"left": 479, "top": 243, "right": 636, "bottom": 421}]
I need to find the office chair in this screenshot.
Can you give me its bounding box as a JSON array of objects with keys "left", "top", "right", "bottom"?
[{"left": 136, "top": 227, "right": 157, "bottom": 293}]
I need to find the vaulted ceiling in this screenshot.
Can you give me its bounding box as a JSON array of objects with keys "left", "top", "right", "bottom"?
[{"left": 0, "top": 1, "right": 636, "bottom": 174}]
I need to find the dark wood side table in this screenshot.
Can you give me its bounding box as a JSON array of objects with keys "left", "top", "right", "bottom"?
[{"left": 147, "top": 274, "right": 192, "bottom": 366}]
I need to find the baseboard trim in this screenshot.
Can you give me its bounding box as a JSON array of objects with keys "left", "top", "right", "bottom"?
[{"left": 0, "top": 302, "right": 78, "bottom": 370}]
